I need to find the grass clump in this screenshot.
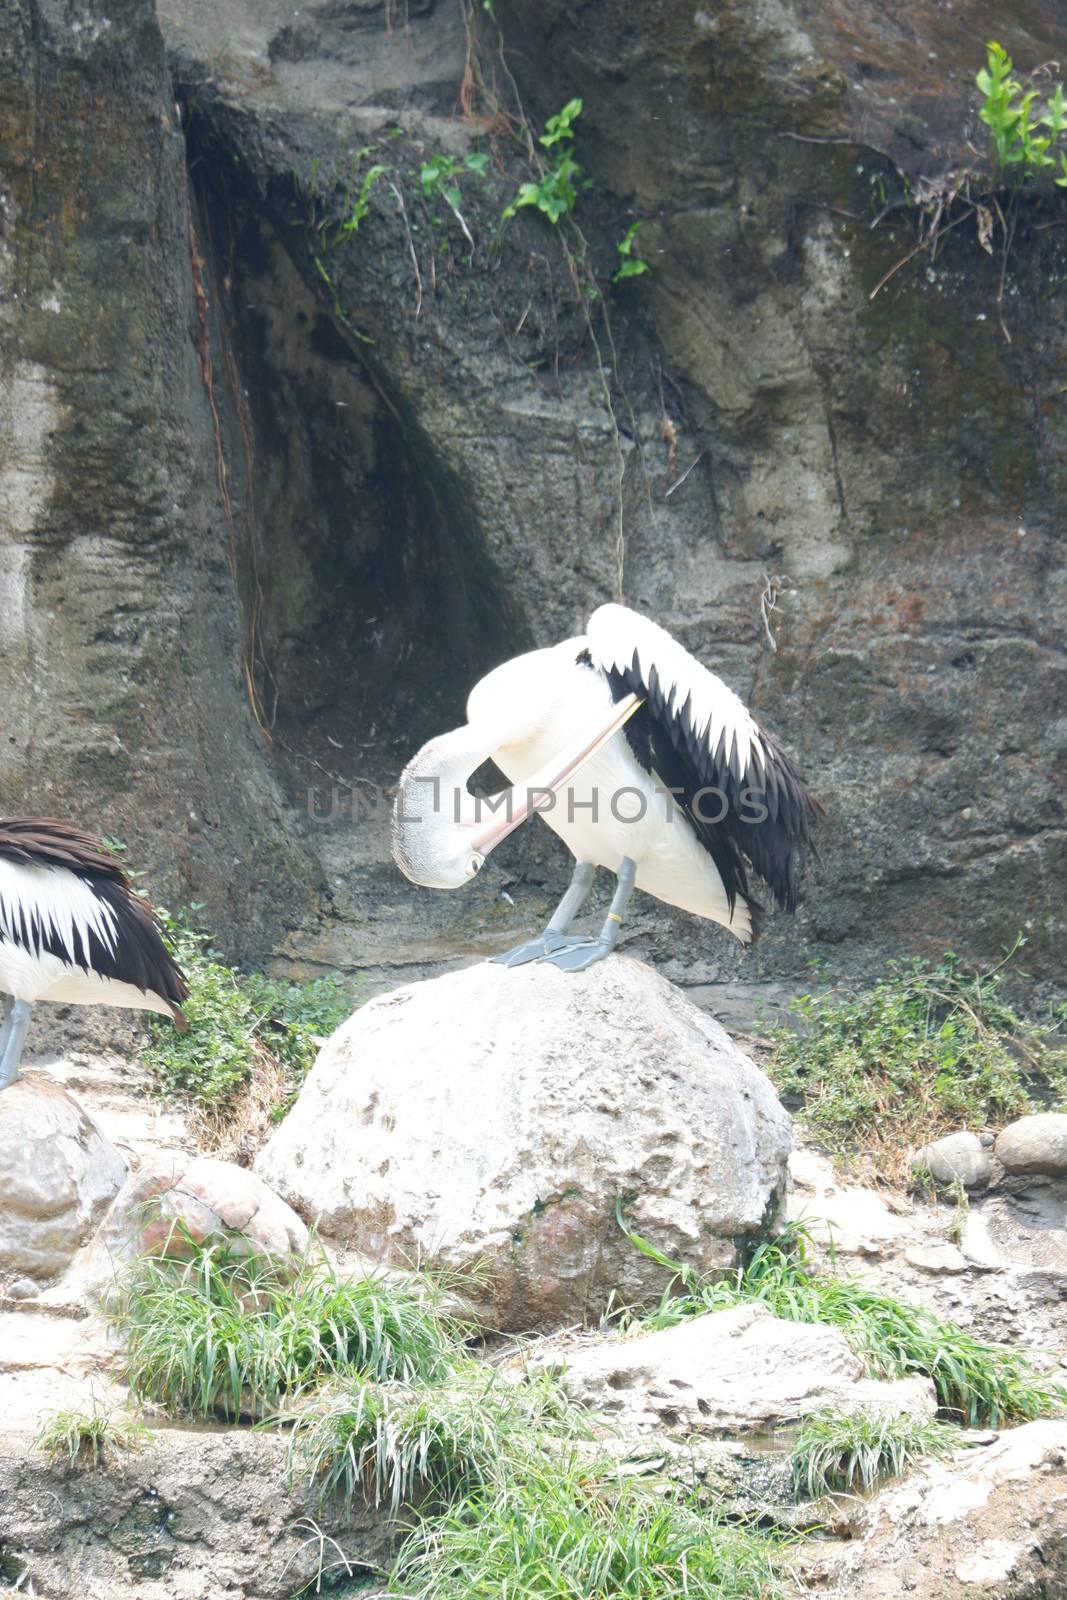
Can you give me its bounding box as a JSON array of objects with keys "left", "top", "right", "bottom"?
[
  {"left": 978, "top": 42, "right": 1067, "bottom": 185},
  {"left": 788, "top": 1409, "right": 957, "bottom": 1499},
  {"left": 110, "top": 1236, "right": 462, "bottom": 1421},
  {"left": 142, "top": 909, "right": 353, "bottom": 1146},
  {"left": 621, "top": 1216, "right": 1067, "bottom": 1428},
  {"left": 34, "top": 1403, "right": 150, "bottom": 1468},
  {"left": 291, "top": 1365, "right": 579, "bottom": 1513},
  {"left": 389, "top": 1457, "right": 782, "bottom": 1600},
  {"left": 762, "top": 947, "right": 1067, "bottom": 1176}
]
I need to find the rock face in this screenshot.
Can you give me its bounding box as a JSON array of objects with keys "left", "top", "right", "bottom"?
[
  {"left": 546, "top": 1303, "right": 936, "bottom": 1435},
  {"left": 995, "top": 1114, "right": 1067, "bottom": 1177},
  {"left": 97, "top": 1155, "right": 309, "bottom": 1263},
  {"left": 0, "top": 1081, "right": 125, "bottom": 1285},
  {"left": 0, "top": 1427, "right": 395, "bottom": 1599},
  {"left": 819, "top": 1421, "right": 1067, "bottom": 1599},
  {"left": 257, "top": 957, "right": 792, "bottom": 1331}
]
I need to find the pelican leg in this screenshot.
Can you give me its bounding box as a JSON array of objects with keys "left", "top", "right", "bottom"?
[
  {"left": 0, "top": 998, "right": 31, "bottom": 1089},
  {"left": 490, "top": 861, "right": 596, "bottom": 968},
  {"left": 0, "top": 995, "right": 12, "bottom": 1067},
  {"left": 538, "top": 857, "right": 636, "bottom": 973}
]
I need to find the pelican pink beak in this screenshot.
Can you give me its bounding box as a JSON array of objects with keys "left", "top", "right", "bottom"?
[{"left": 468, "top": 692, "right": 645, "bottom": 860}]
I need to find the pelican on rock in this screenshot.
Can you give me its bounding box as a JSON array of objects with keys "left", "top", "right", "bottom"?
[
  {"left": 0, "top": 819, "right": 188, "bottom": 1089},
  {"left": 392, "top": 603, "right": 818, "bottom": 969}
]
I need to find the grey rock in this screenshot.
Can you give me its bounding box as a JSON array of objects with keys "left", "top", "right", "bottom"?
[
  {"left": 97, "top": 1154, "right": 309, "bottom": 1262},
  {"left": 257, "top": 956, "right": 792, "bottom": 1331},
  {"left": 913, "top": 1132, "right": 994, "bottom": 1191},
  {"left": 0, "top": 1081, "right": 125, "bottom": 1283},
  {"left": 543, "top": 1303, "right": 936, "bottom": 1435},
  {"left": 5, "top": 1277, "right": 39, "bottom": 1300},
  {"left": 996, "top": 1114, "right": 1067, "bottom": 1177}
]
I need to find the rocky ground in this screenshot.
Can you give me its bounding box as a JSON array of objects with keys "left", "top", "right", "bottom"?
[{"left": 2, "top": 957, "right": 1067, "bottom": 1598}]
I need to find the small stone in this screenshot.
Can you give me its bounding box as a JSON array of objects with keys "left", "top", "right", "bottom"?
[
  {"left": 98, "top": 1155, "right": 309, "bottom": 1264},
  {"left": 904, "top": 1242, "right": 969, "bottom": 1274},
  {"left": 6, "top": 1276, "right": 40, "bottom": 1299},
  {"left": 996, "top": 1114, "right": 1067, "bottom": 1177},
  {"left": 912, "top": 1132, "right": 993, "bottom": 1190},
  {"left": 954, "top": 1539, "right": 1021, "bottom": 1584}
]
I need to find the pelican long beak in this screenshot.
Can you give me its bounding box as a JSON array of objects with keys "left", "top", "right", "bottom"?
[{"left": 469, "top": 692, "right": 645, "bottom": 858}]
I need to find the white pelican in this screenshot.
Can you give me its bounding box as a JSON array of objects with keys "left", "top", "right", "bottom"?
[
  {"left": 0, "top": 819, "right": 188, "bottom": 1089},
  {"left": 392, "top": 604, "right": 818, "bottom": 970}
]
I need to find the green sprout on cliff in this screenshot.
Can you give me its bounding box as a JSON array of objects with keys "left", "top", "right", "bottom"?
[
  {"left": 613, "top": 221, "right": 650, "bottom": 283},
  {"left": 503, "top": 98, "right": 586, "bottom": 224},
  {"left": 977, "top": 41, "right": 1067, "bottom": 185}
]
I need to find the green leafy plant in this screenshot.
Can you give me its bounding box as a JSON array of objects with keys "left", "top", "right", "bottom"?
[
  {"left": 34, "top": 1404, "right": 150, "bottom": 1469},
  {"left": 110, "top": 1235, "right": 463, "bottom": 1421},
  {"left": 618, "top": 1213, "right": 1067, "bottom": 1427},
  {"left": 142, "top": 908, "right": 352, "bottom": 1134},
  {"left": 977, "top": 41, "right": 1067, "bottom": 185},
  {"left": 789, "top": 1409, "right": 957, "bottom": 1499},
  {"left": 503, "top": 98, "right": 585, "bottom": 224},
  {"left": 613, "top": 220, "right": 650, "bottom": 282},
  {"left": 761, "top": 945, "right": 1067, "bottom": 1175},
  {"left": 419, "top": 150, "right": 489, "bottom": 210},
  {"left": 341, "top": 162, "right": 389, "bottom": 234}
]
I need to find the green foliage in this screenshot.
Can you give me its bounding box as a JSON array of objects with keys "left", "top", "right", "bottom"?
[
  {"left": 389, "top": 1455, "right": 782, "bottom": 1600},
  {"left": 762, "top": 947, "right": 1067, "bottom": 1174},
  {"left": 613, "top": 220, "right": 650, "bottom": 283},
  {"left": 341, "top": 163, "right": 388, "bottom": 235},
  {"left": 110, "top": 1236, "right": 462, "bottom": 1421},
  {"left": 419, "top": 150, "right": 489, "bottom": 211},
  {"left": 977, "top": 41, "right": 1067, "bottom": 186},
  {"left": 619, "top": 1215, "right": 1067, "bottom": 1427},
  {"left": 503, "top": 98, "right": 585, "bottom": 224},
  {"left": 142, "top": 909, "right": 352, "bottom": 1121},
  {"left": 291, "top": 1365, "right": 579, "bottom": 1513},
  {"left": 34, "top": 1404, "right": 150, "bottom": 1469},
  {"left": 788, "top": 1409, "right": 957, "bottom": 1499}
]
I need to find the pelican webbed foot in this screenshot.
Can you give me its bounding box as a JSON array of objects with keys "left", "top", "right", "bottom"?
[{"left": 490, "top": 931, "right": 575, "bottom": 968}]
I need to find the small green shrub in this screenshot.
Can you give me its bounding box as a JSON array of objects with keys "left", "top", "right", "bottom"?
[
  {"left": 789, "top": 1409, "right": 957, "bottom": 1499},
  {"left": 291, "top": 1365, "right": 578, "bottom": 1512},
  {"left": 388, "top": 1456, "right": 783, "bottom": 1600},
  {"left": 341, "top": 162, "right": 389, "bottom": 235},
  {"left": 762, "top": 947, "right": 1067, "bottom": 1174},
  {"left": 619, "top": 1215, "right": 1067, "bottom": 1427},
  {"left": 142, "top": 909, "right": 352, "bottom": 1126},
  {"left": 419, "top": 150, "right": 489, "bottom": 209},
  {"left": 977, "top": 42, "right": 1067, "bottom": 185},
  {"left": 110, "top": 1237, "right": 462, "bottom": 1421},
  {"left": 34, "top": 1404, "right": 150, "bottom": 1468},
  {"left": 503, "top": 98, "right": 586, "bottom": 224}
]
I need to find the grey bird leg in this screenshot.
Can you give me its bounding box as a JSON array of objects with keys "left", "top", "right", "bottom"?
[
  {"left": 490, "top": 861, "right": 596, "bottom": 968},
  {"left": 0, "top": 998, "right": 31, "bottom": 1089},
  {"left": 0, "top": 995, "right": 12, "bottom": 1067},
  {"left": 538, "top": 857, "right": 637, "bottom": 973}
]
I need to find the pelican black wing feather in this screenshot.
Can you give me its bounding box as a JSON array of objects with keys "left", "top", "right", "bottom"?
[
  {"left": 0, "top": 819, "right": 189, "bottom": 1024},
  {"left": 587, "top": 606, "right": 819, "bottom": 916}
]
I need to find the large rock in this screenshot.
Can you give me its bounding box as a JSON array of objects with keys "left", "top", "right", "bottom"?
[
  {"left": 97, "top": 1154, "right": 309, "bottom": 1263},
  {"left": 913, "top": 1132, "right": 995, "bottom": 1192},
  {"left": 0, "top": 1081, "right": 125, "bottom": 1285},
  {"left": 543, "top": 1303, "right": 936, "bottom": 1435},
  {"left": 995, "top": 1114, "right": 1067, "bottom": 1177},
  {"left": 257, "top": 957, "right": 792, "bottom": 1331}
]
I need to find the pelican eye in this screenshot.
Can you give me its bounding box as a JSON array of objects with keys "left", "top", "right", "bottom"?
[{"left": 465, "top": 852, "right": 484, "bottom": 880}]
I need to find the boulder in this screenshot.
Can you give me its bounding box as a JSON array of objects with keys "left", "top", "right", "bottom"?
[
  {"left": 0, "top": 1081, "right": 125, "bottom": 1285},
  {"left": 541, "top": 1303, "right": 936, "bottom": 1435},
  {"left": 913, "top": 1132, "right": 994, "bottom": 1191},
  {"left": 96, "top": 1154, "right": 310, "bottom": 1264},
  {"left": 256, "top": 956, "right": 792, "bottom": 1331},
  {"left": 995, "top": 1114, "right": 1067, "bottom": 1177}
]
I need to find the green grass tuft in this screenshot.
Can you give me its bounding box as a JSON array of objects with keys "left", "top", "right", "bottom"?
[
  {"left": 388, "top": 1454, "right": 783, "bottom": 1599},
  {"left": 34, "top": 1404, "right": 150, "bottom": 1468},
  {"left": 788, "top": 1409, "right": 957, "bottom": 1499},
  {"left": 620, "top": 1216, "right": 1067, "bottom": 1428},
  {"left": 761, "top": 946, "right": 1067, "bottom": 1176},
  {"left": 142, "top": 908, "right": 353, "bottom": 1130},
  {"left": 109, "top": 1236, "right": 463, "bottom": 1421},
  {"left": 290, "top": 1365, "right": 581, "bottom": 1513}
]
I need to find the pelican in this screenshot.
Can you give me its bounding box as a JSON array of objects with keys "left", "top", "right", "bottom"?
[
  {"left": 392, "top": 603, "right": 818, "bottom": 970},
  {"left": 0, "top": 819, "right": 188, "bottom": 1089}
]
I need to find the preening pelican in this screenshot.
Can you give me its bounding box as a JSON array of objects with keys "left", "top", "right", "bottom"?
[
  {"left": 0, "top": 820, "right": 188, "bottom": 1089},
  {"left": 392, "top": 603, "right": 818, "bottom": 971}
]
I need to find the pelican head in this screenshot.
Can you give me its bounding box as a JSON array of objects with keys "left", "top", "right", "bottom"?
[{"left": 391, "top": 728, "right": 489, "bottom": 889}]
